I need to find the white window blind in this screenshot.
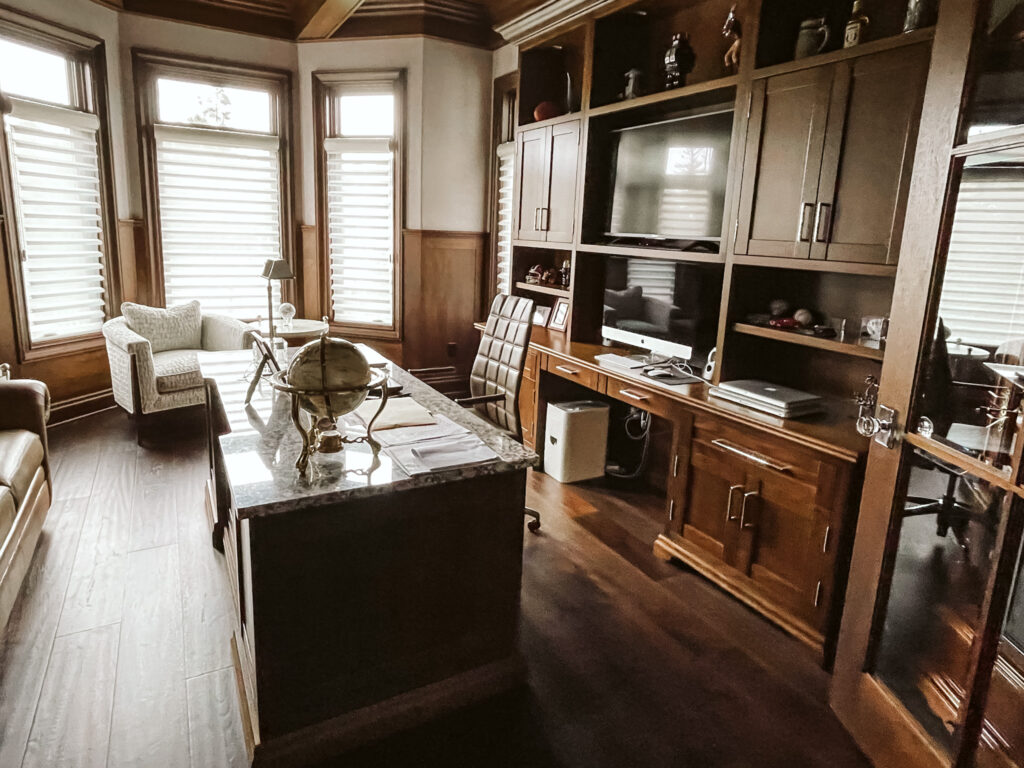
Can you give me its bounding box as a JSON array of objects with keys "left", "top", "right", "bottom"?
[
  {"left": 937, "top": 174, "right": 1024, "bottom": 348},
  {"left": 495, "top": 142, "right": 514, "bottom": 296},
  {"left": 325, "top": 136, "right": 395, "bottom": 326},
  {"left": 627, "top": 258, "right": 676, "bottom": 303},
  {"left": 155, "top": 124, "right": 282, "bottom": 318},
  {"left": 4, "top": 99, "right": 106, "bottom": 342}
]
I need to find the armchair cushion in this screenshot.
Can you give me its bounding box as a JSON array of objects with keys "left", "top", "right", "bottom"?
[
  {"left": 0, "top": 486, "right": 14, "bottom": 548},
  {"left": 153, "top": 350, "right": 204, "bottom": 394},
  {"left": 122, "top": 300, "right": 202, "bottom": 353},
  {"left": 604, "top": 286, "right": 643, "bottom": 318},
  {"left": 0, "top": 379, "right": 50, "bottom": 441},
  {"left": 0, "top": 430, "right": 44, "bottom": 506}
]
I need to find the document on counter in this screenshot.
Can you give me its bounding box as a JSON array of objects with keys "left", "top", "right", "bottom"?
[
  {"left": 354, "top": 397, "right": 436, "bottom": 430},
  {"left": 369, "top": 413, "right": 470, "bottom": 448},
  {"left": 387, "top": 433, "right": 499, "bottom": 475}
]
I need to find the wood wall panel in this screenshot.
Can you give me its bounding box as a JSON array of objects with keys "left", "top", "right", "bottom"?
[{"left": 402, "top": 229, "right": 486, "bottom": 394}]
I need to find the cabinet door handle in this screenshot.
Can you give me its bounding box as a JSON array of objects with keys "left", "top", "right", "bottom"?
[
  {"left": 554, "top": 365, "right": 579, "bottom": 376},
  {"left": 534, "top": 208, "right": 542, "bottom": 230},
  {"left": 740, "top": 491, "right": 758, "bottom": 529},
  {"left": 725, "top": 484, "right": 742, "bottom": 522},
  {"left": 798, "top": 202, "right": 815, "bottom": 242},
  {"left": 668, "top": 498, "right": 675, "bottom": 521},
  {"left": 541, "top": 207, "right": 550, "bottom": 231},
  {"left": 814, "top": 202, "right": 833, "bottom": 242},
  {"left": 711, "top": 439, "right": 792, "bottom": 473},
  {"left": 619, "top": 388, "right": 649, "bottom": 402},
  {"left": 673, "top": 454, "right": 679, "bottom": 478}
]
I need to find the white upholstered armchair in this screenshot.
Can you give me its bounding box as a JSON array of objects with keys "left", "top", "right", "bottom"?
[{"left": 103, "top": 301, "right": 253, "bottom": 440}]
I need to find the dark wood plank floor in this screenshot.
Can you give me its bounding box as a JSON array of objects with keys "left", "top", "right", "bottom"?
[{"left": 0, "top": 409, "right": 870, "bottom": 768}]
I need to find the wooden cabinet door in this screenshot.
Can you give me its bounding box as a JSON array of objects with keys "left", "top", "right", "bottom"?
[
  {"left": 674, "top": 431, "right": 746, "bottom": 564},
  {"left": 731, "top": 466, "right": 831, "bottom": 630},
  {"left": 545, "top": 120, "right": 580, "bottom": 244},
  {"left": 515, "top": 125, "right": 549, "bottom": 242},
  {"left": 811, "top": 45, "right": 931, "bottom": 264},
  {"left": 735, "top": 66, "right": 834, "bottom": 259}
]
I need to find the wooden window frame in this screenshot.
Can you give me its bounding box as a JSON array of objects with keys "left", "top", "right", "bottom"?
[
  {"left": 486, "top": 71, "right": 519, "bottom": 308},
  {"left": 313, "top": 69, "right": 406, "bottom": 342},
  {"left": 0, "top": 11, "right": 120, "bottom": 363},
  {"left": 133, "top": 49, "right": 295, "bottom": 312}
]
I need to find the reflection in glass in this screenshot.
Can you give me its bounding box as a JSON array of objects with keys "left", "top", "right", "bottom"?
[
  {"left": 974, "top": 539, "right": 1024, "bottom": 767},
  {"left": 916, "top": 148, "right": 1024, "bottom": 475},
  {"left": 965, "top": 1, "right": 1024, "bottom": 139},
  {"left": 874, "top": 464, "right": 1007, "bottom": 750},
  {"left": 157, "top": 78, "right": 272, "bottom": 133},
  {"left": 0, "top": 38, "right": 71, "bottom": 106}
]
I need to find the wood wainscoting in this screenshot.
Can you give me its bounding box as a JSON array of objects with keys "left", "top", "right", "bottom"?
[{"left": 402, "top": 229, "right": 487, "bottom": 397}]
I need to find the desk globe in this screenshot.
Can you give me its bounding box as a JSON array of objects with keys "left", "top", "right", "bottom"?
[{"left": 272, "top": 334, "right": 387, "bottom": 472}]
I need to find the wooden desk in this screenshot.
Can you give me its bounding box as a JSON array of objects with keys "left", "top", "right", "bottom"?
[
  {"left": 489, "top": 325, "right": 868, "bottom": 665},
  {"left": 200, "top": 350, "right": 536, "bottom": 766}
]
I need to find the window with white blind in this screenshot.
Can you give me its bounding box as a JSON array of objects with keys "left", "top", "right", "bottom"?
[
  {"left": 0, "top": 35, "right": 110, "bottom": 344},
  {"left": 494, "top": 142, "right": 514, "bottom": 296},
  {"left": 937, "top": 169, "right": 1024, "bottom": 349},
  {"left": 319, "top": 73, "right": 402, "bottom": 333},
  {"left": 142, "top": 62, "right": 288, "bottom": 319}
]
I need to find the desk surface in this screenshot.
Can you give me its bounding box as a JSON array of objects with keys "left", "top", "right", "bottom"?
[
  {"left": 518, "top": 326, "right": 868, "bottom": 462},
  {"left": 200, "top": 349, "right": 537, "bottom": 519}
]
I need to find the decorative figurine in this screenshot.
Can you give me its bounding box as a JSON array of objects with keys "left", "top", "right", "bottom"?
[
  {"left": 622, "top": 68, "right": 645, "bottom": 100},
  {"left": 559, "top": 258, "right": 571, "bottom": 288},
  {"left": 279, "top": 301, "right": 296, "bottom": 329},
  {"left": 663, "top": 34, "right": 695, "bottom": 90},
  {"left": 722, "top": 5, "right": 742, "bottom": 69},
  {"left": 903, "top": 0, "right": 937, "bottom": 32},
  {"left": 525, "top": 264, "right": 544, "bottom": 284},
  {"left": 844, "top": 0, "right": 870, "bottom": 48},
  {"left": 769, "top": 317, "right": 802, "bottom": 329},
  {"left": 769, "top": 298, "right": 792, "bottom": 317},
  {"left": 793, "top": 308, "right": 815, "bottom": 327},
  {"left": 541, "top": 267, "right": 560, "bottom": 286}
]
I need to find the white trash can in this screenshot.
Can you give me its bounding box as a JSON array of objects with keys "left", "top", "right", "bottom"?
[{"left": 543, "top": 400, "right": 610, "bottom": 483}]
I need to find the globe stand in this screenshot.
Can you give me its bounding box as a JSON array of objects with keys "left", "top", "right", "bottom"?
[{"left": 270, "top": 368, "right": 389, "bottom": 473}]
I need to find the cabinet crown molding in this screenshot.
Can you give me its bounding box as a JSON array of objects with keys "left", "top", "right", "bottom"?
[{"left": 494, "top": 0, "right": 612, "bottom": 44}]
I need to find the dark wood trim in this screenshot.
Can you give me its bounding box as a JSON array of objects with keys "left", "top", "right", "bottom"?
[
  {"left": 132, "top": 49, "right": 295, "bottom": 312},
  {"left": 49, "top": 389, "right": 116, "bottom": 424},
  {"left": 312, "top": 69, "right": 406, "bottom": 341},
  {"left": 122, "top": 0, "right": 294, "bottom": 40}
]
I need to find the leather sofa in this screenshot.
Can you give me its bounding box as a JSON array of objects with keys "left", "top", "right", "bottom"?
[{"left": 0, "top": 377, "right": 51, "bottom": 634}]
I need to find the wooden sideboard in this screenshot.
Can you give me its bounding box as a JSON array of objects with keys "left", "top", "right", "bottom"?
[{"left": 516, "top": 326, "right": 865, "bottom": 666}]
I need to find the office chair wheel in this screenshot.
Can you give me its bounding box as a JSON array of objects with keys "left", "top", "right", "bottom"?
[{"left": 525, "top": 508, "right": 541, "bottom": 533}]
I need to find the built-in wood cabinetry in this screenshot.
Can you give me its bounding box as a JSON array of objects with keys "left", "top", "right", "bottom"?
[
  {"left": 514, "top": 120, "right": 580, "bottom": 244},
  {"left": 736, "top": 44, "right": 930, "bottom": 265}
]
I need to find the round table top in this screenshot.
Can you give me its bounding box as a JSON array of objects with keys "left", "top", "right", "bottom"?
[
  {"left": 250, "top": 318, "right": 328, "bottom": 339},
  {"left": 946, "top": 341, "right": 990, "bottom": 360}
]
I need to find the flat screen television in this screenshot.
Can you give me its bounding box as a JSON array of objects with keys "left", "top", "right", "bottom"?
[
  {"left": 601, "top": 255, "right": 723, "bottom": 363},
  {"left": 605, "top": 106, "right": 734, "bottom": 250}
]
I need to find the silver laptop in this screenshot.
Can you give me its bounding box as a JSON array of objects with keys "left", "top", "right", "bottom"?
[{"left": 718, "top": 379, "right": 822, "bottom": 408}]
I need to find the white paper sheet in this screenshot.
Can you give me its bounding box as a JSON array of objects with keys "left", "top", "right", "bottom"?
[{"left": 388, "top": 433, "right": 498, "bottom": 475}]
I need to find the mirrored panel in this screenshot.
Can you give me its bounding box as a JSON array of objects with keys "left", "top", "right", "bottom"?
[
  {"left": 873, "top": 464, "right": 1010, "bottom": 751},
  {"left": 915, "top": 147, "right": 1024, "bottom": 476},
  {"left": 964, "top": 1, "right": 1024, "bottom": 140},
  {"left": 973, "top": 537, "right": 1024, "bottom": 768}
]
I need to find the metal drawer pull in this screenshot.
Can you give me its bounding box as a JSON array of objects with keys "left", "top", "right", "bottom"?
[
  {"left": 668, "top": 499, "right": 675, "bottom": 521},
  {"left": 711, "top": 439, "right": 792, "bottom": 473},
  {"left": 814, "top": 580, "right": 823, "bottom": 608},
  {"left": 740, "top": 491, "right": 758, "bottom": 529},
  {"left": 814, "top": 202, "right": 833, "bottom": 242},
  {"left": 554, "top": 365, "right": 580, "bottom": 376},
  {"left": 798, "top": 202, "right": 815, "bottom": 242},
  {"left": 726, "top": 484, "right": 742, "bottom": 522},
  {"left": 620, "top": 389, "right": 649, "bottom": 401},
  {"left": 673, "top": 455, "right": 679, "bottom": 478},
  {"left": 534, "top": 208, "right": 542, "bottom": 230}
]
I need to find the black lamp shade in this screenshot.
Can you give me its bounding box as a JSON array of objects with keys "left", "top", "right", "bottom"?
[{"left": 261, "top": 258, "right": 294, "bottom": 280}]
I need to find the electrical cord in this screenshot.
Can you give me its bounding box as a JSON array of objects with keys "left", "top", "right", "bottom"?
[{"left": 606, "top": 406, "right": 652, "bottom": 480}]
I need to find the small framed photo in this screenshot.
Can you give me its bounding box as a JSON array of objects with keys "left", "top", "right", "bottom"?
[
  {"left": 548, "top": 298, "right": 570, "bottom": 332},
  {"left": 532, "top": 305, "right": 552, "bottom": 327}
]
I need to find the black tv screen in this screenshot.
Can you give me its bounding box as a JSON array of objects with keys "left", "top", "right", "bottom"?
[{"left": 606, "top": 107, "right": 733, "bottom": 247}]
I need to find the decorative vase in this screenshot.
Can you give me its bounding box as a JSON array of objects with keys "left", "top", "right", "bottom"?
[{"left": 903, "top": 0, "right": 937, "bottom": 32}]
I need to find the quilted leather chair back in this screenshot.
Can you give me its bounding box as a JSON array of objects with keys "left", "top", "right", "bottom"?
[{"left": 469, "top": 294, "right": 534, "bottom": 436}]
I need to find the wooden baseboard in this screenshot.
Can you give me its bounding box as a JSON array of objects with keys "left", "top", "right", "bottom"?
[
  {"left": 50, "top": 389, "right": 116, "bottom": 424},
  {"left": 233, "top": 636, "right": 525, "bottom": 768}
]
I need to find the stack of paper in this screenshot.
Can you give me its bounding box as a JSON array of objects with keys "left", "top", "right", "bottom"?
[
  {"left": 354, "top": 397, "right": 436, "bottom": 430},
  {"left": 370, "top": 413, "right": 469, "bottom": 448},
  {"left": 388, "top": 433, "right": 499, "bottom": 475}
]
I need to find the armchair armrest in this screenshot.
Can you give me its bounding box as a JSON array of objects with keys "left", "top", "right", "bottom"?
[
  {"left": 641, "top": 297, "right": 682, "bottom": 330},
  {"left": 0, "top": 379, "right": 50, "bottom": 459},
  {"left": 455, "top": 393, "right": 506, "bottom": 407},
  {"left": 202, "top": 314, "right": 254, "bottom": 351},
  {"left": 102, "top": 318, "right": 151, "bottom": 356}
]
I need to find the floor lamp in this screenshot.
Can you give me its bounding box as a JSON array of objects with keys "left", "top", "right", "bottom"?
[{"left": 247, "top": 258, "right": 294, "bottom": 405}]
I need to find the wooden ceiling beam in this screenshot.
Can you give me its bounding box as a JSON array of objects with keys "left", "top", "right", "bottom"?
[{"left": 293, "top": 0, "right": 366, "bottom": 39}]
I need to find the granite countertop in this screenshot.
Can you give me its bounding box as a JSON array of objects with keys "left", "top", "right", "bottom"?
[{"left": 198, "top": 350, "right": 539, "bottom": 519}]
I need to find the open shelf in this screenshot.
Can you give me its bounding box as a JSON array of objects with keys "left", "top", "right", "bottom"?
[
  {"left": 516, "top": 281, "right": 570, "bottom": 298},
  {"left": 730, "top": 254, "right": 898, "bottom": 278},
  {"left": 577, "top": 242, "right": 724, "bottom": 264},
  {"left": 732, "top": 322, "right": 885, "bottom": 361},
  {"left": 587, "top": 74, "right": 740, "bottom": 117}
]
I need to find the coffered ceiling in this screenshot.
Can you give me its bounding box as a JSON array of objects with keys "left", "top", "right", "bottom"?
[{"left": 98, "top": 0, "right": 553, "bottom": 44}]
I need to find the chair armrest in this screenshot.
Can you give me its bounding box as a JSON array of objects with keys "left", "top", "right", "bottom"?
[
  {"left": 455, "top": 393, "right": 506, "bottom": 407},
  {"left": 408, "top": 366, "right": 458, "bottom": 376},
  {"left": 202, "top": 314, "right": 254, "bottom": 351},
  {"left": 102, "top": 319, "right": 151, "bottom": 356},
  {"left": 0, "top": 380, "right": 50, "bottom": 455},
  {"left": 641, "top": 297, "right": 681, "bottom": 329}
]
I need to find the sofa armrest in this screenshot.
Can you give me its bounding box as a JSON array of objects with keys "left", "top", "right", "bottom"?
[
  {"left": 0, "top": 380, "right": 50, "bottom": 456},
  {"left": 102, "top": 318, "right": 151, "bottom": 355},
  {"left": 202, "top": 314, "right": 254, "bottom": 351}
]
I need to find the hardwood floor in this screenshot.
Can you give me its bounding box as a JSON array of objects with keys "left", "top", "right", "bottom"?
[{"left": 0, "top": 409, "right": 870, "bottom": 767}]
